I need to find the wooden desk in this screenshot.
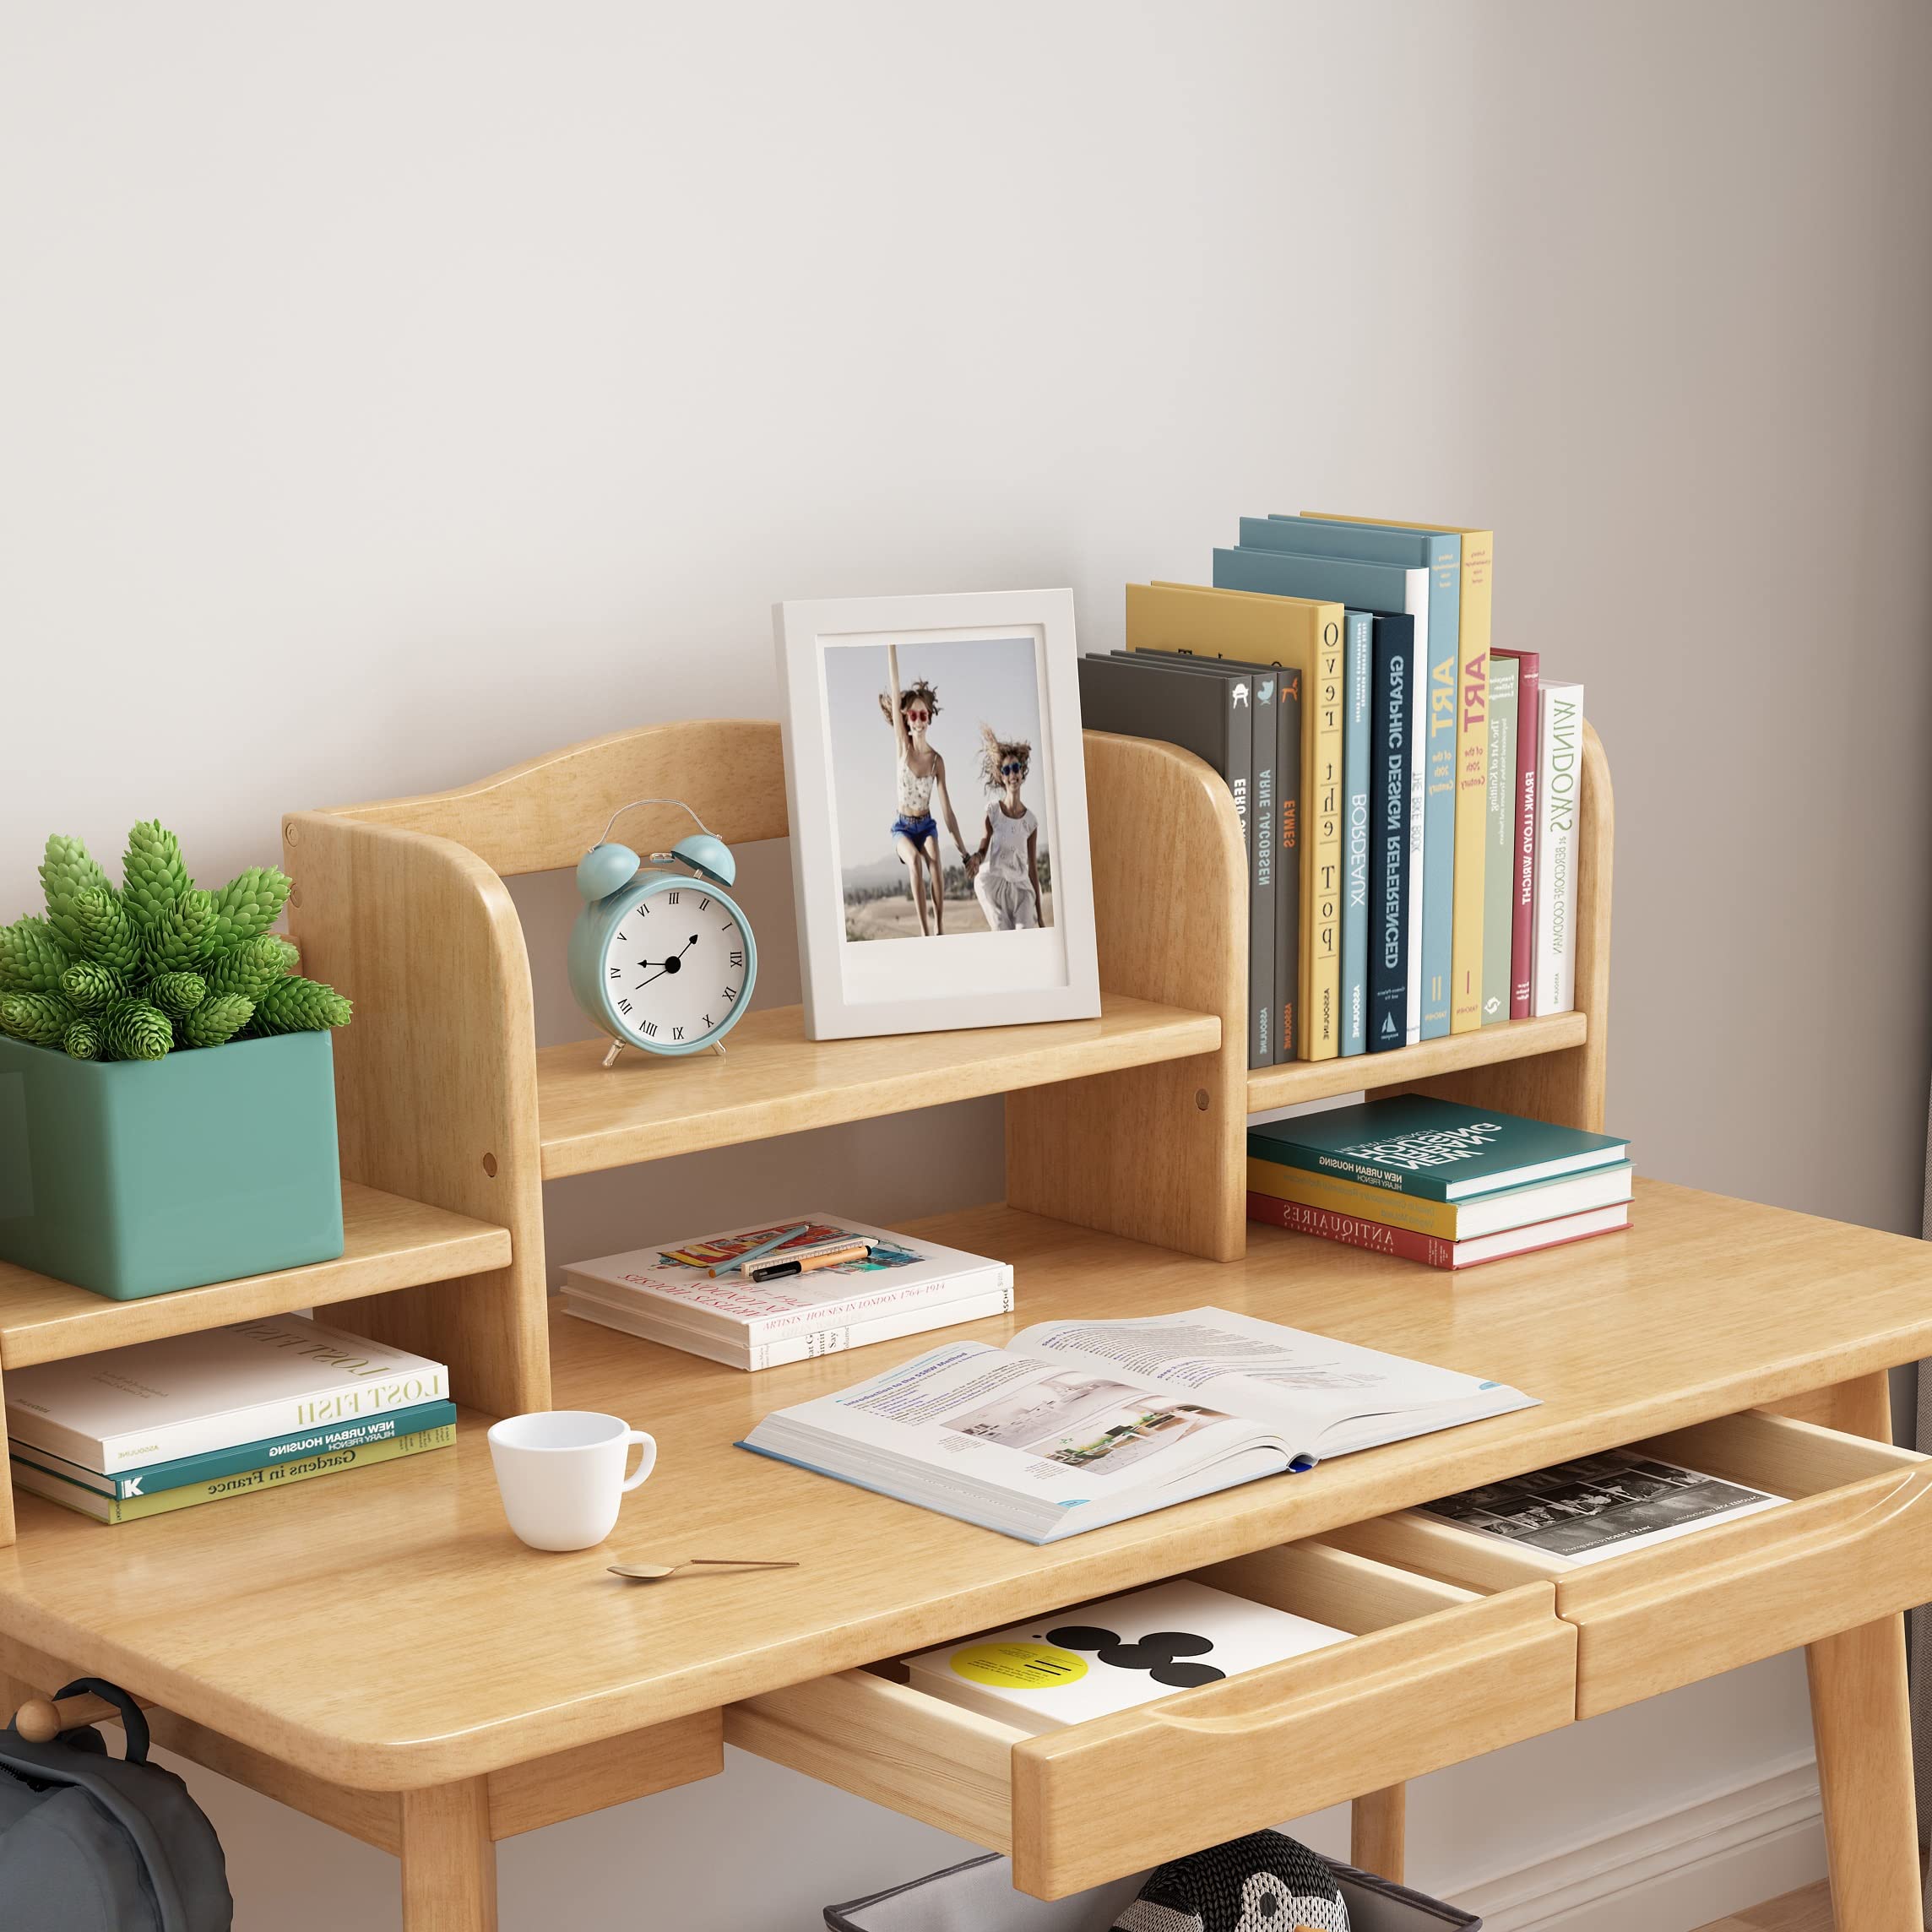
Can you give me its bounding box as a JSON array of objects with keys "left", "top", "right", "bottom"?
[{"left": 2, "top": 1180, "right": 1929, "bottom": 1928}]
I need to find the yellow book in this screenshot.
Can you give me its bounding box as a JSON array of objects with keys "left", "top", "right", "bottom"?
[
  {"left": 1306, "top": 518, "right": 1493, "bottom": 1031},
  {"left": 1129, "top": 582, "right": 1344, "bottom": 1060},
  {"left": 1245, "top": 1158, "right": 1465, "bottom": 1238}
]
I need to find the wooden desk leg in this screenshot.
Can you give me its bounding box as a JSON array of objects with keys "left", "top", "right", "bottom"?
[
  {"left": 1350, "top": 1784, "right": 1405, "bottom": 1884},
  {"left": 399, "top": 1779, "right": 497, "bottom": 1932},
  {"left": 1806, "top": 1613, "right": 1920, "bottom": 1931}
]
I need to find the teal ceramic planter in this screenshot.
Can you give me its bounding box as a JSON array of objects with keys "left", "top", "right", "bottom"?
[{"left": 0, "top": 1031, "right": 345, "bottom": 1299}]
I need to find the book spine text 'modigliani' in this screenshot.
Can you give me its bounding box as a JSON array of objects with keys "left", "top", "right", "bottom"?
[
  {"left": 1495, "top": 649, "right": 1540, "bottom": 1018},
  {"left": 1534, "top": 681, "right": 1586, "bottom": 1016},
  {"left": 1482, "top": 655, "right": 1519, "bottom": 1025}
]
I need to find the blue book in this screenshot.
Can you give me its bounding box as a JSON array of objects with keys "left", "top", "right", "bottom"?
[
  {"left": 1340, "top": 611, "right": 1374, "bottom": 1056},
  {"left": 1367, "top": 613, "right": 1419, "bottom": 1051},
  {"left": 1265, "top": 517, "right": 1461, "bottom": 1037},
  {"left": 14, "top": 1400, "right": 460, "bottom": 1501}
]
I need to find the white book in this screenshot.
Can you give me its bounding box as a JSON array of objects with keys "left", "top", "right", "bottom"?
[
  {"left": 741, "top": 1305, "right": 1535, "bottom": 1544},
  {"left": 560, "top": 1277, "right": 1015, "bottom": 1370},
  {"left": 561, "top": 1213, "right": 1011, "bottom": 1345},
  {"left": 903, "top": 1578, "right": 1349, "bottom": 1733},
  {"left": 1407, "top": 1451, "right": 1784, "bottom": 1566},
  {"left": 1533, "top": 681, "right": 1586, "bottom": 1016},
  {"left": 5, "top": 1315, "right": 448, "bottom": 1474}
]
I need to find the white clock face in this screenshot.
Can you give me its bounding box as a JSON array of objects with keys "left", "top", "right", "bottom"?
[{"left": 601, "top": 887, "right": 749, "bottom": 1047}]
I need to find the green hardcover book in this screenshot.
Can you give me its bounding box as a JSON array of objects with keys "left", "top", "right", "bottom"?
[
  {"left": 19, "top": 1399, "right": 459, "bottom": 1501},
  {"left": 1247, "top": 1095, "right": 1628, "bottom": 1202},
  {"left": 1481, "top": 654, "right": 1518, "bottom": 1025},
  {"left": 12, "top": 1422, "right": 455, "bottom": 1523}
]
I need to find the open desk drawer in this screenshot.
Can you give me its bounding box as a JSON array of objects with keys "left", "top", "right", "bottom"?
[
  {"left": 1325, "top": 1411, "right": 1932, "bottom": 1719},
  {"left": 725, "top": 1540, "right": 1574, "bottom": 1900}
]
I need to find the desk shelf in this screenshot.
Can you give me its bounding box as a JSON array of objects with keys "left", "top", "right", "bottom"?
[
  {"left": 0, "top": 1184, "right": 510, "bottom": 1369},
  {"left": 537, "top": 994, "right": 1219, "bottom": 1179},
  {"left": 1246, "top": 1012, "right": 1590, "bottom": 1115}
]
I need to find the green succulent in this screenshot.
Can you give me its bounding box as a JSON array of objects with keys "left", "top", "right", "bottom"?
[
  {"left": 250, "top": 976, "right": 352, "bottom": 1036},
  {"left": 1, "top": 992, "right": 76, "bottom": 1046},
  {"left": 62, "top": 1019, "right": 103, "bottom": 1061},
  {"left": 208, "top": 935, "right": 300, "bottom": 1001},
  {"left": 148, "top": 971, "right": 207, "bottom": 1017},
  {"left": 144, "top": 888, "right": 219, "bottom": 972},
  {"left": 181, "top": 993, "right": 252, "bottom": 1048},
  {"left": 60, "top": 960, "right": 129, "bottom": 1012},
  {"left": 0, "top": 917, "right": 70, "bottom": 994},
  {"left": 39, "top": 836, "right": 111, "bottom": 956},
  {"left": 3, "top": 820, "right": 351, "bottom": 1061},
  {"left": 69, "top": 887, "right": 143, "bottom": 973},
  {"left": 209, "top": 868, "right": 290, "bottom": 949},
  {"left": 100, "top": 999, "right": 173, "bottom": 1062},
  {"left": 121, "top": 820, "right": 193, "bottom": 936}
]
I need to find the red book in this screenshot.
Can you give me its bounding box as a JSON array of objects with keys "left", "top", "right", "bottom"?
[
  {"left": 1245, "top": 1190, "right": 1630, "bottom": 1270},
  {"left": 1493, "top": 649, "right": 1540, "bottom": 1018}
]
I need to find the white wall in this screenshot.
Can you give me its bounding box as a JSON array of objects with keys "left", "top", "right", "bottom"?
[{"left": 6, "top": 3, "right": 1932, "bottom": 1927}]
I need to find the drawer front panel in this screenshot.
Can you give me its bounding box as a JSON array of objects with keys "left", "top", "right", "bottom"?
[
  {"left": 1560, "top": 1465, "right": 1932, "bottom": 1715},
  {"left": 1010, "top": 1583, "right": 1574, "bottom": 1899},
  {"left": 1325, "top": 1412, "right": 1932, "bottom": 1722}
]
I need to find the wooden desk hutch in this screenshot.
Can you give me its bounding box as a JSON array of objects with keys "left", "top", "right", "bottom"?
[{"left": 0, "top": 719, "right": 1928, "bottom": 1931}]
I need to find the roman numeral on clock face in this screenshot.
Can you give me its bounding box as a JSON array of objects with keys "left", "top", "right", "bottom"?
[
  {"left": 665, "top": 891, "right": 680, "bottom": 905},
  {"left": 642, "top": 1020, "right": 657, "bottom": 1037},
  {"left": 698, "top": 895, "right": 710, "bottom": 911},
  {"left": 608, "top": 965, "right": 621, "bottom": 978},
  {"left": 671, "top": 1025, "right": 684, "bottom": 1040},
  {"left": 730, "top": 950, "right": 744, "bottom": 969},
  {"left": 618, "top": 998, "right": 632, "bottom": 1014}
]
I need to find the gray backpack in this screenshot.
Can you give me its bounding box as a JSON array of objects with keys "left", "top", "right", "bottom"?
[{"left": 0, "top": 1680, "right": 231, "bottom": 1931}]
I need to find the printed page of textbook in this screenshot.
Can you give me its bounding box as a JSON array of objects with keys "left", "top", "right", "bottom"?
[
  {"left": 741, "top": 1336, "right": 1299, "bottom": 1522},
  {"left": 1004, "top": 1308, "right": 1537, "bottom": 1458}
]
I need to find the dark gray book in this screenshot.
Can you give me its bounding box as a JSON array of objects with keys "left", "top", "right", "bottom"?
[
  {"left": 1121, "top": 649, "right": 1295, "bottom": 1064},
  {"left": 1077, "top": 654, "right": 1261, "bottom": 1066}
]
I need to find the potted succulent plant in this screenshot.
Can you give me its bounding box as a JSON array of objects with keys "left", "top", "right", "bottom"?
[{"left": 0, "top": 822, "right": 352, "bottom": 1299}]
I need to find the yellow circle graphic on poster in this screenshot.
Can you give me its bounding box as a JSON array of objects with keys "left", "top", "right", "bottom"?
[{"left": 948, "top": 1641, "right": 1088, "bottom": 1690}]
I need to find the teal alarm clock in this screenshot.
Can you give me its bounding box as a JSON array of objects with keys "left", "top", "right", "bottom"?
[{"left": 567, "top": 799, "right": 757, "bottom": 1066}]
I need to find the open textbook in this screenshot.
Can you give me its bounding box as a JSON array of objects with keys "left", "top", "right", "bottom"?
[{"left": 739, "top": 1306, "right": 1536, "bottom": 1543}]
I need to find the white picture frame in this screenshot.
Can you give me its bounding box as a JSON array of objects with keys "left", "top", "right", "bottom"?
[{"left": 774, "top": 589, "right": 1101, "bottom": 1041}]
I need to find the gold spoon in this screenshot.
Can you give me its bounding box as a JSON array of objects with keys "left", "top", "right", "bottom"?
[{"left": 608, "top": 1558, "right": 800, "bottom": 1582}]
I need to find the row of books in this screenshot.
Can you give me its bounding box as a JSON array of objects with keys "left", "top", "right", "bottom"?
[
  {"left": 7, "top": 1314, "right": 452, "bottom": 1524},
  {"left": 1077, "top": 512, "right": 1587, "bottom": 1068},
  {"left": 1246, "top": 1094, "right": 1632, "bottom": 1270}
]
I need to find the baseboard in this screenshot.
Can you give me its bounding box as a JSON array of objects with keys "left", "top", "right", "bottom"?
[{"left": 1448, "top": 1754, "right": 1826, "bottom": 1932}]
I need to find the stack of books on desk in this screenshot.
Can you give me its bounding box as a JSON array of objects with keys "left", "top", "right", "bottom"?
[
  {"left": 561, "top": 1213, "right": 1014, "bottom": 1370},
  {"left": 1078, "top": 514, "right": 1587, "bottom": 1069},
  {"left": 7, "top": 1315, "right": 454, "bottom": 1524},
  {"left": 1247, "top": 1094, "right": 1632, "bottom": 1270}
]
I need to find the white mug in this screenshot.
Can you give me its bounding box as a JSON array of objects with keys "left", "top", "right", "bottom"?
[{"left": 487, "top": 1409, "right": 657, "bottom": 1552}]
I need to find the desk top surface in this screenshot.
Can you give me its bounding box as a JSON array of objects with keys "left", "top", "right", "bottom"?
[{"left": 1, "top": 1179, "right": 1928, "bottom": 1790}]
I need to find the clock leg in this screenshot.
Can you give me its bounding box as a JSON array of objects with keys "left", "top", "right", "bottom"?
[
  {"left": 712, "top": 1041, "right": 727, "bottom": 1056},
  {"left": 601, "top": 1039, "right": 624, "bottom": 1069}
]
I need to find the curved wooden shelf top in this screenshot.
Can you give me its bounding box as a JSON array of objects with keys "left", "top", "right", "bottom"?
[
  {"left": 536, "top": 994, "right": 1222, "bottom": 1179},
  {"left": 0, "top": 1185, "right": 511, "bottom": 1369},
  {"left": 3, "top": 1180, "right": 1929, "bottom": 1791}
]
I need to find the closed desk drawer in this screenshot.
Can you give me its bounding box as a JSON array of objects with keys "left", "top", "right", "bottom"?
[
  {"left": 1325, "top": 1411, "right": 1932, "bottom": 1719},
  {"left": 726, "top": 1540, "right": 1575, "bottom": 1900}
]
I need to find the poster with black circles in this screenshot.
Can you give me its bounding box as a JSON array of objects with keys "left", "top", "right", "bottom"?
[{"left": 904, "top": 1579, "right": 1351, "bottom": 1734}]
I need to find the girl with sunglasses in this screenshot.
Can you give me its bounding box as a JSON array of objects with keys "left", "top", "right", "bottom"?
[
  {"left": 877, "top": 644, "right": 973, "bottom": 936},
  {"left": 967, "top": 726, "right": 1045, "bottom": 931}
]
